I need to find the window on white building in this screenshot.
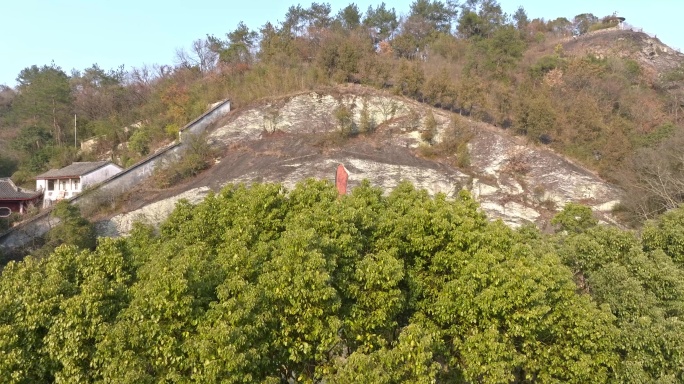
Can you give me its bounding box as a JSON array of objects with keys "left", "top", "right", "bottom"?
[
  {"left": 73, "top": 178, "right": 80, "bottom": 190},
  {"left": 47, "top": 180, "right": 55, "bottom": 191}
]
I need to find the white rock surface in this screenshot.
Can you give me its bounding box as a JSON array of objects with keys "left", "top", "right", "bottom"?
[
  {"left": 98, "top": 89, "right": 623, "bottom": 236},
  {"left": 97, "top": 187, "right": 210, "bottom": 237}
]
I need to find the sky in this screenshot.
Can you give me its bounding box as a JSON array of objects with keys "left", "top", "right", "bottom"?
[{"left": 1, "top": 0, "right": 682, "bottom": 87}]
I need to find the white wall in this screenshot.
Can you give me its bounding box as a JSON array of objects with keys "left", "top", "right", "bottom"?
[
  {"left": 81, "top": 163, "right": 123, "bottom": 188},
  {"left": 180, "top": 99, "right": 231, "bottom": 139},
  {"left": 40, "top": 178, "right": 82, "bottom": 207}
]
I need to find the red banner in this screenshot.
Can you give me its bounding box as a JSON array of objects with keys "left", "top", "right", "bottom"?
[{"left": 335, "top": 164, "right": 348, "bottom": 195}]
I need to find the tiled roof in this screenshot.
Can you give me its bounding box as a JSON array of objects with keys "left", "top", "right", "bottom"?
[
  {"left": 35, "top": 161, "right": 118, "bottom": 179},
  {"left": 0, "top": 178, "right": 42, "bottom": 200}
]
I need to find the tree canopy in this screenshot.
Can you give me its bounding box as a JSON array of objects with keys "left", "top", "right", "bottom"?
[{"left": 1, "top": 180, "right": 684, "bottom": 382}]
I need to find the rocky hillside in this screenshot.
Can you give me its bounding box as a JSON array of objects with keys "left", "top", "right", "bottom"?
[
  {"left": 98, "top": 85, "right": 621, "bottom": 236},
  {"left": 561, "top": 28, "right": 684, "bottom": 86}
]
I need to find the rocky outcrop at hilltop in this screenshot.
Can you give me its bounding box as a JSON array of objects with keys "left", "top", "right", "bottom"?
[{"left": 563, "top": 29, "right": 684, "bottom": 79}]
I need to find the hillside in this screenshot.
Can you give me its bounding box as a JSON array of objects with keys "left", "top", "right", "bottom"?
[
  {"left": 2, "top": 14, "right": 684, "bottom": 229},
  {"left": 97, "top": 85, "right": 621, "bottom": 236},
  {"left": 4, "top": 3, "right": 684, "bottom": 382},
  {"left": 562, "top": 29, "right": 684, "bottom": 79}
]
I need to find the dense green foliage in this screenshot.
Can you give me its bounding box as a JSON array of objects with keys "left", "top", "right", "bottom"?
[
  {"left": 43, "top": 201, "right": 96, "bottom": 253},
  {"left": 1, "top": 180, "right": 684, "bottom": 382}
]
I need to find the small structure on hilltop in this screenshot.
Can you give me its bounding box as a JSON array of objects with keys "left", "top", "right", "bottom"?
[
  {"left": 607, "top": 12, "right": 626, "bottom": 30},
  {"left": 0, "top": 178, "right": 43, "bottom": 214},
  {"left": 35, "top": 161, "right": 123, "bottom": 208}
]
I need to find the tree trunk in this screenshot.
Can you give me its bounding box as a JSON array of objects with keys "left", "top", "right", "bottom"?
[{"left": 53, "top": 98, "right": 62, "bottom": 146}]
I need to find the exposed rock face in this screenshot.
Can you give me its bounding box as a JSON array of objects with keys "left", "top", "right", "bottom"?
[
  {"left": 230, "top": 157, "right": 468, "bottom": 197},
  {"left": 96, "top": 187, "right": 211, "bottom": 237},
  {"left": 99, "top": 87, "right": 622, "bottom": 235},
  {"left": 468, "top": 126, "right": 621, "bottom": 224}
]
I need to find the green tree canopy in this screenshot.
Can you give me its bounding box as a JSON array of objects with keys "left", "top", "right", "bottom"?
[
  {"left": 211, "top": 21, "right": 259, "bottom": 66},
  {"left": 458, "top": 0, "right": 506, "bottom": 38},
  {"left": 5, "top": 180, "right": 673, "bottom": 382},
  {"left": 12, "top": 64, "right": 72, "bottom": 147},
  {"left": 573, "top": 13, "right": 599, "bottom": 35},
  {"left": 363, "top": 2, "right": 399, "bottom": 41},
  {"left": 408, "top": 0, "right": 458, "bottom": 35},
  {"left": 336, "top": 3, "right": 362, "bottom": 30}
]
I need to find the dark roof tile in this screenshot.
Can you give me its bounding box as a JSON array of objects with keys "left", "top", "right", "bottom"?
[
  {"left": 0, "top": 178, "right": 42, "bottom": 200},
  {"left": 35, "top": 161, "right": 120, "bottom": 179}
]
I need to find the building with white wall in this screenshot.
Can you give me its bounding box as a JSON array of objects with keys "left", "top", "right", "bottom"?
[{"left": 35, "top": 161, "right": 123, "bottom": 208}]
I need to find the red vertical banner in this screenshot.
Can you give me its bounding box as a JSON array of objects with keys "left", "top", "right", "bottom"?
[{"left": 335, "top": 164, "right": 348, "bottom": 195}]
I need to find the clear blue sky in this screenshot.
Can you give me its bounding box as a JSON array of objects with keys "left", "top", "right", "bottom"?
[{"left": 1, "top": 0, "right": 682, "bottom": 87}]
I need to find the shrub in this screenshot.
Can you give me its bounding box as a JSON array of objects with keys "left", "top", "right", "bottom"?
[
  {"left": 45, "top": 201, "right": 96, "bottom": 251},
  {"left": 624, "top": 59, "right": 641, "bottom": 79},
  {"left": 530, "top": 55, "right": 565, "bottom": 79},
  {"left": 129, "top": 126, "right": 152, "bottom": 156},
  {"left": 551, "top": 203, "right": 598, "bottom": 233},
  {"left": 358, "top": 101, "right": 375, "bottom": 134},
  {"left": 421, "top": 111, "right": 437, "bottom": 144},
  {"left": 334, "top": 104, "right": 355, "bottom": 137},
  {"left": 0, "top": 155, "right": 17, "bottom": 178},
  {"left": 662, "top": 65, "right": 684, "bottom": 82},
  {"left": 164, "top": 124, "right": 181, "bottom": 140},
  {"left": 419, "top": 114, "right": 473, "bottom": 168},
  {"left": 0, "top": 213, "right": 20, "bottom": 232},
  {"left": 152, "top": 133, "right": 216, "bottom": 188},
  {"left": 404, "top": 108, "right": 421, "bottom": 131},
  {"left": 588, "top": 16, "right": 619, "bottom": 32}
]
